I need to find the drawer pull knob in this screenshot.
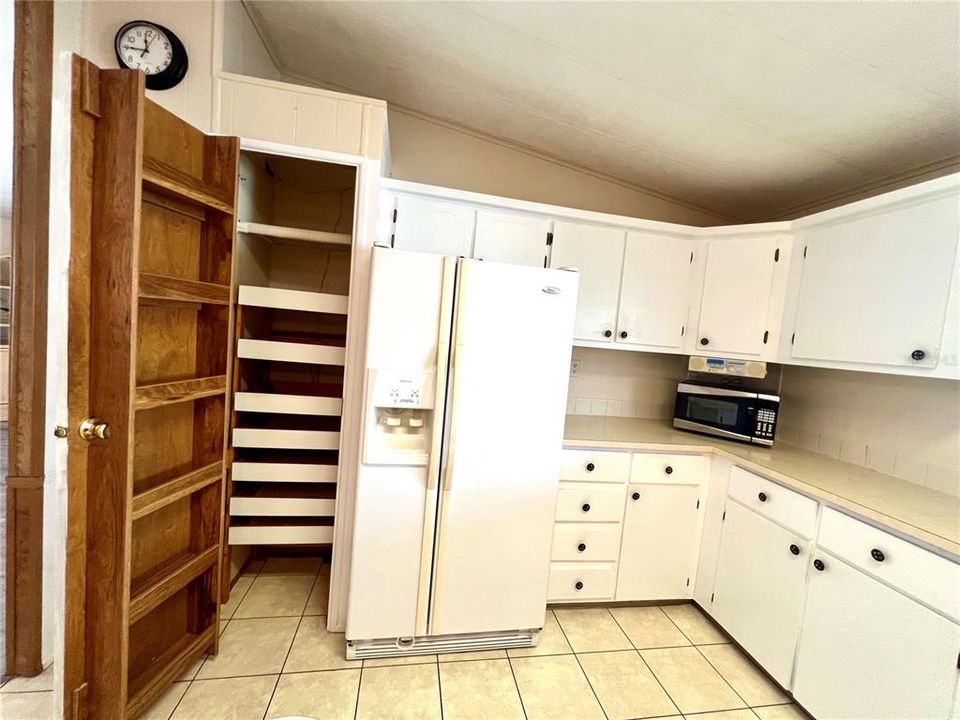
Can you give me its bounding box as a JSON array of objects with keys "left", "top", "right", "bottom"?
[
  {"left": 619, "top": 330, "right": 628, "bottom": 339},
  {"left": 813, "top": 559, "right": 825, "bottom": 572},
  {"left": 574, "top": 581, "right": 584, "bottom": 591},
  {"left": 585, "top": 462, "right": 596, "bottom": 472},
  {"left": 789, "top": 544, "right": 800, "bottom": 556},
  {"left": 664, "top": 465, "right": 674, "bottom": 475},
  {"left": 870, "top": 548, "right": 885, "bottom": 562},
  {"left": 577, "top": 543, "right": 587, "bottom": 552},
  {"left": 603, "top": 330, "right": 613, "bottom": 338},
  {"left": 631, "top": 491, "right": 641, "bottom": 501},
  {"left": 700, "top": 337, "right": 709, "bottom": 346},
  {"left": 911, "top": 349, "right": 926, "bottom": 361},
  {"left": 758, "top": 492, "right": 768, "bottom": 502},
  {"left": 581, "top": 503, "right": 591, "bottom": 513}
]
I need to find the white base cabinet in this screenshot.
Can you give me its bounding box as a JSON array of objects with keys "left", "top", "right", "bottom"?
[
  {"left": 615, "top": 483, "right": 701, "bottom": 601},
  {"left": 711, "top": 499, "right": 810, "bottom": 688},
  {"left": 793, "top": 551, "right": 960, "bottom": 719}
]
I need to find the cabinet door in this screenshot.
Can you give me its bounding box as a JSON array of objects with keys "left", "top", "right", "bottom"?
[
  {"left": 474, "top": 210, "right": 550, "bottom": 267},
  {"left": 696, "top": 236, "right": 779, "bottom": 356},
  {"left": 793, "top": 553, "right": 960, "bottom": 719},
  {"left": 617, "top": 233, "right": 696, "bottom": 349},
  {"left": 393, "top": 196, "right": 475, "bottom": 257},
  {"left": 711, "top": 500, "right": 808, "bottom": 687},
  {"left": 550, "top": 221, "right": 625, "bottom": 342},
  {"left": 616, "top": 484, "right": 701, "bottom": 601},
  {"left": 791, "top": 194, "right": 958, "bottom": 368}
]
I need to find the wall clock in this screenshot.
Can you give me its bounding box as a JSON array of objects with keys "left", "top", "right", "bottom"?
[{"left": 114, "top": 20, "right": 188, "bottom": 90}]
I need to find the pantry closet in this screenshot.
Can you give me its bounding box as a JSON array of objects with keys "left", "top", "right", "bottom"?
[{"left": 225, "top": 150, "right": 357, "bottom": 566}]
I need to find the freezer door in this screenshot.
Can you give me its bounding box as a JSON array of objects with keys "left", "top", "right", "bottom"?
[
  {"left": 347, "top": 249, "right": 455, "bottom": 640},
  {"left": 429, "top": 259, "right": 579, "bottom": 636}
]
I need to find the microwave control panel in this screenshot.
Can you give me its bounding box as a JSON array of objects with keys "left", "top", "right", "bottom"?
[{"left": 755, "top": 408, "right": 777, "bottom": 440}]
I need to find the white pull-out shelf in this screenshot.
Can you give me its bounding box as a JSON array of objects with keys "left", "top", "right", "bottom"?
[
  {"left": 238, "top": 285, "right": 349, "bottom": 315},
  {"left": 234, "top": 392, "right": 343, "bottom": 416},
  {"left": 232, "top": 461, "right": 338, "bottom": 484},
  {"left": 237, "top": 221, "right": 351, "bottom": 247},
  {"left": 232, "top": 428, "right": 340, "bottom": 450},
  {"left": 230, "top": 496, "right": 336, "bottom": 517},
  {"left": 237, "top": 338, "right": 345, "bottom": 366},
  {"left": 229, "top": 523, "right": 335, "bottom": 545}
]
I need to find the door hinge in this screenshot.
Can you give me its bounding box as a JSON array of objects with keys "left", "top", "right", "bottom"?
[
  {"left": 722, "top": 510, "right": 726, "bottom": 521},
  {"left": 710, "top": 592, "right": 715, "bottom": 603},
  {"left": 392, "top": 208, "right": 397, "bottom": 223},
  {"left": 791, "top": 332, "right": 796, "bottom": 345},
  {"left": 546, "top": 232, "right": 554, "bottom": 246},
  {"left": 681, "top": 325, "right": 685, "bottom": 337},
  {"left": 957, "top": 651, "right": 959, "bottom": 669},
  {"left": 763, "top": 330, "right": 769, "bottom": 344},
  {"left": 390, "top": 233, "right": 395, "bottom": 248},
  {"left": 689, "top": 251, "right": 694, "bottom": 263},
  {"left": 774, "top": 247, "right": 780, "bottom": 262},
  {"left": 695, "top": 498, "right": 700, "bottom": 509},
  {"left": 803, "top": 245, "right": 808, "bottom": 258},
  {"left": 686, "top": 577, "right": 691, "bottom": 587}
]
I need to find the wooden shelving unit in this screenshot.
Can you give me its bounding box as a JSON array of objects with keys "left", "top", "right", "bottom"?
[{"left": 224, "top": 150, "right": 357, "bottom": 558}]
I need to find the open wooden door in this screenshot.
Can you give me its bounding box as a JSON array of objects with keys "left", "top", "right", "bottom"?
[{"left": 63, "top": 57, "right": 238, "bottom": 720}]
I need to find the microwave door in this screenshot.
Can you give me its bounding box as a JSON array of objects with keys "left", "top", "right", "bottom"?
[{"left": 675, "top": 391, "right": 754, "bottom": 442}]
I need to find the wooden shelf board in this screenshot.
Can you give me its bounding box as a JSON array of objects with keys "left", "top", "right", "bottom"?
[
  {"left": 132, "top": 462, "right": 223, "bottom": 520},
  {"left": 142, "top": 156, "right": 234, "bottom": 214},
  {"left": 237, "top": 221, "right": 350, "bottom": 246},
  {"left": 237, "top": 338, "right": 346, "bottom": 366},
  {"left": 129, "top": 545, "right": 220, "bottom": 625},
  {"left": 136, "top": 375, "right": 227, "bottom": 411},
  {"left": 126, "top": 624, "right": 216, "bottom": 718},
  {"left": 237, "top": 285, "right": 349, "bottom": 315},
  {"left": 234, "top": 391, "right": 342, "bottom": 416},
  {"left": 139, "top": 273, "right": 230, "bottom": 306}
]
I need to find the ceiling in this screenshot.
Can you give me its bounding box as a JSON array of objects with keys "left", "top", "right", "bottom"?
[{"left": 247, "top": 1, "right": 960, "bottom": 221}]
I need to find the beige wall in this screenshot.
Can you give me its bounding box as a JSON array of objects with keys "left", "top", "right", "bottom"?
[
  {"left": 777, "top": 366, "right": 960, "bottom": 497},
  {"left": 566, "top": 348, "right": 688, "bottom": 420},
  {"left": 386, "top": 109, "right": 731, "bottom": 226}
]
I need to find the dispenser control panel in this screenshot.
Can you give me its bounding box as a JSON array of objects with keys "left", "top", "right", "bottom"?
[{"left": 370, "top": 370, "right": 435, "bottom": 410}]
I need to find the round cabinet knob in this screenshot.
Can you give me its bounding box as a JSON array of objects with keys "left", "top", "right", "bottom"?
[
  {"left": 577, "top": 543, "right": 587, "bottom": 553},
  {"left": 603, "top": 330, "right": 613, "bottom": 338},
  {"left": 758, "top": 492, "right": 768, "bottom": 502},
  {"left": 585, "top": 462, "right": 596, "bottom": 472},
  {"left": 789, "top": 544, "right": 800, "bottom": 556},
  {"left": 700, "top": 337, "right": 709, "bottom": 346},
  {"left": 870, "top": 548, "right": 885, "bottom": 562},
  {"left": 574, "top": 581, "right": 584, "bottom": 591},
  {"left": 664, "top": 465, "right": 674, "bottom": 475},
  {"left": 581, "top": 503, "right": 591, "bottom": 513},
  {"left": 813, "top": 559, "right": 826, "bottom": 572},
  {"left": 619, "top": 330, "right": 628, "bottom": 339},
  {"left": 911, "top": 349, "right": 926, "bottom": 362},
  {"left": 631, "top": 491, "right": 641, "bottom": 501}
]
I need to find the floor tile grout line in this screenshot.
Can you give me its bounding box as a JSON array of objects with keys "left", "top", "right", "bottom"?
[
  {"left": 605, "top": 607, "right": 683, "bottom": 717},
  {"left": 689, "top": 642, "right": 753, "bottom": 710},
  {"left": 353, "top": 665, "right": 363, "bottom": 720},
  {"left": 263, "top": 612, "right": 308, "bottom": 719},
  {"left": 505, "top": 652, "right": 530, "bottom": 720},
  {"left": 552, "top": 609, "right": 610, "bottom": 720},
  {"left": 436, "top": 660, "right": 445, "bottom": 720}
]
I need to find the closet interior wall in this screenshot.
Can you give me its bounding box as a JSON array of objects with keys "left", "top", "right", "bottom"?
[{"left": 225, "top": 150, "right": 357, "bottom": 585}]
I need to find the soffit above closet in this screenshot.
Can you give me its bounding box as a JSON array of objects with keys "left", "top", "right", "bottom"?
[{"left": 247, "top": 1, "right": 960, "bottom": 222}]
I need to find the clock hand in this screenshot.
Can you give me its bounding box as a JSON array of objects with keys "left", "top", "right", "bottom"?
[{"left": 141, "top": 31, "right": 154, "bottom": 57}]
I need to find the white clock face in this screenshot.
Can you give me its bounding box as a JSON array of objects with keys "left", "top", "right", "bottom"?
[{"left": 116, "top": 23, "right": 173, "bottom": 76}]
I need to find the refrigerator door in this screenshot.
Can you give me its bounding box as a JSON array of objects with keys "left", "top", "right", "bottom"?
[
  {"left": 429, "top": 259, "right": 579, "bottom": 636},
  {"left": 347, "top": 249, "right": 456, "bottom": 640}
]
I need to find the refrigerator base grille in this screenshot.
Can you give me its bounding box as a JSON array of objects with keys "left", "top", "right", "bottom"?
[{"left": 346, "top": 629, "right": 540, "bottom": 660}]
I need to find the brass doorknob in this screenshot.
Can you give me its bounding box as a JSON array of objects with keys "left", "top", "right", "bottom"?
[{"left": 79, "top": 417, "right": 111, "bottom": 441}]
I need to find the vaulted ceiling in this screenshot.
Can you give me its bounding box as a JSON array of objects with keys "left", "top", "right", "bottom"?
[{"left": 247, "top": 1, "right": 960, "bottom": 221}]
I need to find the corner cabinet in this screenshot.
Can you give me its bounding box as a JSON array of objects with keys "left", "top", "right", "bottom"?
[{"left": 789, "top": 186, "right": 959, "bottom": 369}]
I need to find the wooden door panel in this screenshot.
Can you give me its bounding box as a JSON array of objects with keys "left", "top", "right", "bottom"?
[{"left": 65, "top": 58, "right": 238, "bottom": 720}]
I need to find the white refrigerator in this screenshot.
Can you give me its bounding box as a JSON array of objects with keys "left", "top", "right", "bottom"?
[{"left": 346, "top": 248, "right": 578, "bottom": 658}]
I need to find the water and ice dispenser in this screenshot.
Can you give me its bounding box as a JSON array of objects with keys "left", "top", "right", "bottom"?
[{"left": 362, "top": 369, "right": 437, "bottom": 465}]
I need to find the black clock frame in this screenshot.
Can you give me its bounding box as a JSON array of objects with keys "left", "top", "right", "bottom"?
[{"left": 114, "top": 20, "right": 188, "bottom": 91}]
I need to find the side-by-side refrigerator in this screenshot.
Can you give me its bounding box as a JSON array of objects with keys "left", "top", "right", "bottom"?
[{"left": 346, "top": 248, "right": 578, "bottom": 658}]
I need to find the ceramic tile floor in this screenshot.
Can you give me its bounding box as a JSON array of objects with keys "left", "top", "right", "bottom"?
[{"left": 0, "top": 557, "right": 814, "bottom": 720}]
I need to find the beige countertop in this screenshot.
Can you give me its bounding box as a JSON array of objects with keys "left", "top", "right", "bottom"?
[{"left": 564, "top": 415, "right": 960, "bottom": 559}]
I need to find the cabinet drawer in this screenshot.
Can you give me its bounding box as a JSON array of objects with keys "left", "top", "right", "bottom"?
[
  {"left": 556, "top": 484, "right": 626, "bottom": 522},
  {"left": 818, "top": 507, "right": 960, "bottom": 621},
  {"left": 552, "top": 523, "right": 622, "bottom": 562},
  {"left": 728, "top": 466, "right": 817, "bottom": 538},
  {"left": 630, "top": 453, "right": 708, "bottom": 485},
  {"left": 548, "top": 562, "right": 618, "bottom": 601},
  {"left": 560, "top": 449, "right": 630, "bottom": 483}
]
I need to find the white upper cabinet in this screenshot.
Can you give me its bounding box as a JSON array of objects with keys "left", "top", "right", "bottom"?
[
  {"left": 790, "top": 191, "right": 959, "bottom": 369},
  {"left": 617, "top": 233, "right": 697, "bottom": 350},
  {"left": 550, "top": 221, "right": 626, "bottom": 342},
  {"left": 474, "top": 211, "right": 551, "bottom": 267},
  {"left": 392, "top": 196, "right": 476, "bottom": 257},
  {"left": 695, "top": 236, "right": 781, "bottom": 357}
]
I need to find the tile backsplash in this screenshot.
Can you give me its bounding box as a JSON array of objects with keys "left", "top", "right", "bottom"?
[
  {"left": 777, "top": 365, "right": 960, "bottom": 497},
  {"left": 566, "top": 348, "right": 688, "bottom": 420}
]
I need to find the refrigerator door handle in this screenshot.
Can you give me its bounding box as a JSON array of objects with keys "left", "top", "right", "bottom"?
[{"left": 441, "top": 266, "right": 469, "bottom": 493}]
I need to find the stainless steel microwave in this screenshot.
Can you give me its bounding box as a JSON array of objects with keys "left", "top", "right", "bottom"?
[{"left": 673, "top": 382, "right": 780, "bottom": 446}]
